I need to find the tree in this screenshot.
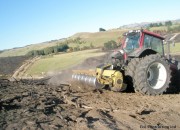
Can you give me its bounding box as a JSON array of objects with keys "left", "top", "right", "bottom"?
[
  {"left": 154, "top": 23, "right": 158, "bottom": 27},
  {"left": 103, "top": 40, "right": 118, "bottom": 50},
  {"left": 33, "top": 50, "right": 39, "bottom": 56},
  {"left": 73, "top": 37, "right": 82, "bottom": 44},
  {"left": 158, "top": 22, "right": 163, "bottom": 26},
  {"left": 26, "top": 51, "right": 34, "bottom": 56},
  {"left": 0, "top": 50, "right": 3, "bottom": 54},
  {"left": 149, "top": 22, "right": 163, "bottom": 28},
  {"left": 90, "top": 43, "right": 94, "bottom": 48},
  {"left": 99, "top": 28, "right": 106, "bottom": 32},
  {"left": 53, "top": 46, "right": 58, "bottom": 54},
  {"left": 37, "top": 50, "right": 44, "bottom": 55},
  {"left": 149, "top": 23, "right": 153, "bottom": 27},
  {"left": 58, "top": 44, "right": 69, "bottom": 52},
  {"left": 44, "top": 47, "right": 54, "bottom": 55},
  {"left": 165, "top": 21, "right": 172, "bottom": 26},
  {"left": 67, "top": 47, "right": 73, "bottom": 52},
  {"left": 26, "top": 49, "right": 44, "bottom": 56},
  {"left": 73, "top": 46, "right": 80, "bottom": 51}
]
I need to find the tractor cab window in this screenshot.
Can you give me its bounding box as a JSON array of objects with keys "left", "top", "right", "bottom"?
[
  {"left": 144, "top": 35, "right": 152, "bottom": 48},
  {"left": 123, "top": 32, "right": 140, "bottom": 53},
  {"left": 144, "top": 34, "right": 163, "bottom": 55}
]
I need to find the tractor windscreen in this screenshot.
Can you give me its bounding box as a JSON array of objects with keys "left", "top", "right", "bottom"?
[{"left": 123, "top": 32, "right": 140, "bottom": 53}]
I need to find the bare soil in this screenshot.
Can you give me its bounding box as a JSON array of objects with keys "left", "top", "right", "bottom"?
[
  {"left": 0, "top": 53, "right": 180, "bottom": 130},
  {"left": 0, "top": 79, "right": 180, "bottom": 130}
]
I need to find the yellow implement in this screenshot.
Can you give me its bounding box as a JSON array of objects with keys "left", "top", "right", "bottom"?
[{"left": 72, "top": 64, "right": 127, "bottom": 91}]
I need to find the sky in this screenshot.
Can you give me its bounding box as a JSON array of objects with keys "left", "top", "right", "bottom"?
[{"left": 0, "top": 0, "right": 180, "bottom": 50}]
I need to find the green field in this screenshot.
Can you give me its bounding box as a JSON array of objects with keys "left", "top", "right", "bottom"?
[
  {"left": 70, "top": 29, "right": 127, "bottom": 47},
  {"left": 150, "top": 26, "right": 167, "bottom": 31},
  {"left": 25, "top": 49, "right": 106, "bottom": 76},
  {"left": 164, "top": 42, "right": 180, "bottom": 54}
]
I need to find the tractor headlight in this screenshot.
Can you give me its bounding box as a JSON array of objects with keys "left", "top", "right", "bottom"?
[{"left": 119, "top": 49, "right": 124, "bottom": 54}]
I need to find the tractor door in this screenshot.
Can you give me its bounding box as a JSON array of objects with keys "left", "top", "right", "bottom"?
[{"left": 143, "top": 34, "right": 164, "bottom": 55}]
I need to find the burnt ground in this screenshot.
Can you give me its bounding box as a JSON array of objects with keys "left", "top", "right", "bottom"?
[{"left": 0, "top": 56, "right": 30, "bottom": 76}]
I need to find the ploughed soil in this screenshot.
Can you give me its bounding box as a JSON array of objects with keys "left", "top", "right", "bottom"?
[
  {"left": 0, "top": 78, "right": 180, "bottom": 130},
  {"left": 0, "top": 53, "right": 180, "bottom": 130}
]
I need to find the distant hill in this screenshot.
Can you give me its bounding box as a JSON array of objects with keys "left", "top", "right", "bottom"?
[
  {"left": 0, "top": 39, "right": 66, "bottom": 57},
  {"left": 119, "top": 19, "right": 180, "bottom": 29},
  {"left": 0, "top": 18, "right": 179, "bottom": 57},
  {"left": 0, "top": 29, "right": 127, "bottom": 57},
  {"left": 119, "top": 22, "right": 149, "bottom": 29}
]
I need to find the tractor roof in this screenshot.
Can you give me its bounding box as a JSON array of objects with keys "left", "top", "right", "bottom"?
[
  {"left": 142, "top": 30, "right": 165, "bottom": 40},
  {"left": 124, "top": 29, "right": 165, "bottom": 40}
]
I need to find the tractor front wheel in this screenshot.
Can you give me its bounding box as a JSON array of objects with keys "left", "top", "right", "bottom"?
[{"left": 125, "top": 58, "right": 140, "bottom": 92}]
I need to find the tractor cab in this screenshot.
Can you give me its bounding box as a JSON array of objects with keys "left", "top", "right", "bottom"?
[{"left": 122, "top": 29, "right": 165, "bottom": 58}]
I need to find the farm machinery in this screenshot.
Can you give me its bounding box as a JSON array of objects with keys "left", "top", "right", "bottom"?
[{"left": 72, "top": 29, "right": 180, "bottom": 95}]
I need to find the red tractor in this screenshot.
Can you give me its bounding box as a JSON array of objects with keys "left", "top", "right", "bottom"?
[{"left": 72, "top": 29, "right": 180, "bottom": 95}]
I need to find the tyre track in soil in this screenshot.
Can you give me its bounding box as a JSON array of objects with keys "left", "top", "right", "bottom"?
[{"left": 12, "top": 56, "right": 40, "bottom": 79}]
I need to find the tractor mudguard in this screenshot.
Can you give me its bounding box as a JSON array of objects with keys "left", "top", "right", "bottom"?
[{"left": 128, "top": 48, "right": 157, "bottom": 58}]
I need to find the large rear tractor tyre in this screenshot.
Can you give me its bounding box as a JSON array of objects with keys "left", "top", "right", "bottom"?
[
  {"left": 125, "top": 58, "right": 140, "bottom": 92},
  {"left": 172, "top": 66, "right": 180, "bottom": 93},
  {"left": 175, "top": 61, "right": 180, "bottom": 92},
  {"left": 178, "top": 70, "right": 180, "bottom": 92},
  {"left": 134, "top": 54, "right": 172, "bottom": 95}
]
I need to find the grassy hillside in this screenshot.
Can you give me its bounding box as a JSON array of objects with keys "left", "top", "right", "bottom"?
[
  {"left": 150, "top": 24, "right": 180, "bottom": 31},
  {"left": 164, "top": 42, "right": 180, "bottom": 54},
  {"left": 0, "top": 41, "right": 64, "bottom": 57},
  {"left": 70, "top": 29, "right": 127, "bottom": 47},
  {"left": 25, "top": 49, "right": 105, "bottom": 76},
  {"left": 1, "top": 23, "right": 179, "bottom": 58},
  {"left": 0, "top": 29, "right": 126, "bottom": 57},
  {"left": 1, "top": 29, "right": 179, "bottom": 55}
]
